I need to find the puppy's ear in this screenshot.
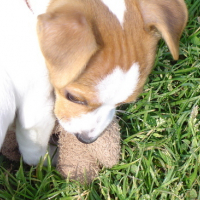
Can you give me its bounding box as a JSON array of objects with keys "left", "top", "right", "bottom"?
[
  {"left": 138, "top": 0, "right": 188, "bottom": 60},
  {"left": 37, "top": 8, "right": 98, "bottom": 88}
]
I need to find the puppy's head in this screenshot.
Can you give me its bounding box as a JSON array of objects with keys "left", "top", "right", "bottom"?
[{"left": 37, "top": 0, "right": 187, "bottom": 144}]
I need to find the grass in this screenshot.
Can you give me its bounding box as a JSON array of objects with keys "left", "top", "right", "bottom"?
[{"left": 0, "top": 0, "right": 200, "bottom": 199}]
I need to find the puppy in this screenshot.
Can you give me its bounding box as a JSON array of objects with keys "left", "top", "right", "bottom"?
[{"left": 0, "top": 0, "right": 187, "bottom": 165}]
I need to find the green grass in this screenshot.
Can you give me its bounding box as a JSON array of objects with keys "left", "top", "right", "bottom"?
[{"left": 0, "top": 0, "right": 200, "bottom": 199}]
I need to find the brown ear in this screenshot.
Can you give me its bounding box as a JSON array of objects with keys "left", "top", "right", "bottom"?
[
  {"left": 37, "top": 7, "right": 98, "bottom": 88},
  {"left": 138, "top": 0, "right": 188, "bottom": 60}
]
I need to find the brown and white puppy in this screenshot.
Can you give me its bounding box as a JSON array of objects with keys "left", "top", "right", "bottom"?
[
  {"left": 0, "top": 0, "right": 187, "bottom": 165},
  {"left": 37, "top": 0, "right": 188, "bottom": 144}
]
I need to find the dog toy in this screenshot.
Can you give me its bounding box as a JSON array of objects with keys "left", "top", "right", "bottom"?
[{"left": 1, "top": 120, "right": 121, "bottom": 183}]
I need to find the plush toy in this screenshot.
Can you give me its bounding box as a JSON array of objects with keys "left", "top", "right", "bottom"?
[{"left": 1, "top": 120, "right": 121, "bottom": 183}]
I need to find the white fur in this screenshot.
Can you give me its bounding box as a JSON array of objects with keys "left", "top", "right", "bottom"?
[
  {"left": 101, "top": 0, "right": 126, "bottom": 25},
  {"left": 0, "top": 71, "right": 16, "bottom": 147},
  {"left": 0, "top": 0, "right": 55, "bottom": 165},
  {"left": 60, "top": 105, "right": 115, "bottom": 140},
  {"left": 97, "top": 63, "right": 140, "bottom": 104},
  {"left": 28, "top": 0, "right": 50, "bottom": 15}
]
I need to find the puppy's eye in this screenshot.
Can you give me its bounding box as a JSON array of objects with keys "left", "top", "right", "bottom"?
[{"left": 66, "top": 92, "right": 87, "bottom": 105}]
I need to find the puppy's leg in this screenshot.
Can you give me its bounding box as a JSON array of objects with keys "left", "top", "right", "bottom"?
[
  {"left": 0, "top": 72, "right": 16, "bottom": 148},
  {"left": 16, "top": 89, "right": 55, "bottom": 165},
  {"left": 16, "top": 120, "right": 55, "bottom": 165}
]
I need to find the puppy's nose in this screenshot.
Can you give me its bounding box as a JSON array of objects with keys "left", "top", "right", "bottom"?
[{"left": 75, "top": 133, "right": 97, "bottom": 144}]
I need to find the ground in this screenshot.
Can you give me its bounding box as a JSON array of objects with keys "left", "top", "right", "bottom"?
[{"left": 0, "top": 0, "right": 200, "bottom": 199}]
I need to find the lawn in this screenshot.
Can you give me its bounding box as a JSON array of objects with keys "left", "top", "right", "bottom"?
[{"left": 0, "top": 0, "right": 200, "bottom": 199}]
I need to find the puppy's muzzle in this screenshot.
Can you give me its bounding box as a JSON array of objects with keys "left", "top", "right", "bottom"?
[{"left": 75, "top": 133, "right": 98, "bottom": 144}]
